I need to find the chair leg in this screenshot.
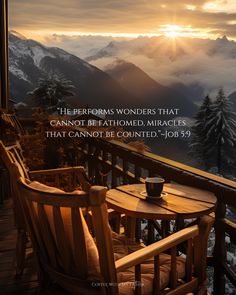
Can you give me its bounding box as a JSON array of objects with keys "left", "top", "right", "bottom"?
[{"left": 15, "top": 229, "right": 27, "bottom": 278}]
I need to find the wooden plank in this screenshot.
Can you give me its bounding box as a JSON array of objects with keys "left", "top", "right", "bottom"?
[
  {"left": 118, "top": 183, "right": 216, "bottom": 204},
  {"left": 116, "top": 184, "right": 216, "bottom": 219},
  {"left": 107, "top": 189, "right": 176, "bottom": 220}
]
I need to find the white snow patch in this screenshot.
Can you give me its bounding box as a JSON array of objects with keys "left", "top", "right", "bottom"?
[
  {"left": 9, "top": 64, "right": 30, "bottom": 82},
  {"left": 30, "top": 46, "right": 54, "bottom": 66}
]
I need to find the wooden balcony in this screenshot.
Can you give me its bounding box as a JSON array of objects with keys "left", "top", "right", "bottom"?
[
  {"left": 0, "top": 125, "right": 236, "bottom": 294},
  {"left": 76, "top": 137, "right": 236, "bottom": 294}
]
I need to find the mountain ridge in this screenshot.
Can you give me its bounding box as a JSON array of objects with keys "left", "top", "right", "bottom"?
[{"left": 10, "top": 32, "right": 197, "bottom": 115}]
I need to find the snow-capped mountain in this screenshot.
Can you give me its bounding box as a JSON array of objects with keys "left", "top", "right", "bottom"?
[
  {"left": 85, "top": 35, "right": 236, "bottom": 96},
  {"left": 86, "top": 35, "right": 236, "bottom": 62},
  {"left": 9, "top": 31, "right": 139, "bottom": 108},
  {"left": 9, "top": 32, "right": 197, "bottom": 115}
]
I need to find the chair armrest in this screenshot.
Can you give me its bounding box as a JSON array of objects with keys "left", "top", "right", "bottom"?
[{"left": 115, "top": 225, "right": 199, "bottom": 272}]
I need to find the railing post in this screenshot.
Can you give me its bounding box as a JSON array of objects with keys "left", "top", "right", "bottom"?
[{"left": 213, "top": 199, "right": 226, "bottom": 295}]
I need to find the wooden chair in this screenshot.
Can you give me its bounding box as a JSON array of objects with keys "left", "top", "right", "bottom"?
[
  {"left": 14, "top": 166, "right": 214, "bottom": 295},
  {"left": 0, "top": 140, "right": 90, "bottom": 277},
  {"left": 1, "top": 112, "right": 26, "bottom": 136},
  {"left": 5, "top": 140, "right": 91, "bottom": 192}
]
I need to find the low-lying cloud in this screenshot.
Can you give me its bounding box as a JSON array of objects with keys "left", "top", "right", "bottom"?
[{"left": 45, "top": 34, "right": 236, "bottom": 97}]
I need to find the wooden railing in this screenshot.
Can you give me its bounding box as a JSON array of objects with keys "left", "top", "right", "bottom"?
[{"left": 77, "top": 137, "right": 236, "bottom": 295}]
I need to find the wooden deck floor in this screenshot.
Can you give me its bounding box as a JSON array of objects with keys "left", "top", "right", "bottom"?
[{"left": 0, "top": 199, "right": 38, "bottom": 295}]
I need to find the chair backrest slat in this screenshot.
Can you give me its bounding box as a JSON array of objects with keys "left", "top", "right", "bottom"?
[
  {"left": 53, "top": 206, "right": 73, "bottom": 274},
  {"left": 37, "top": 203, "right": 58, "bottom": 268},
  {"left": 71, "top": 207, "right": 88, "bottom": 278},
  {"left": 24, "top": 199, "right": 49, "bottom": 260}
]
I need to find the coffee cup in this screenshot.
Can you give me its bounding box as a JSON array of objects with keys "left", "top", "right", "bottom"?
[{"left": 145, "top": 177, "right": 165, "bottom": 197}]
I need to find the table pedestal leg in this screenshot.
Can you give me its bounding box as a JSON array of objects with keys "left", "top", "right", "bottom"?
[{"left": 125, "top": 216, "right": 136, "bottom": 240}]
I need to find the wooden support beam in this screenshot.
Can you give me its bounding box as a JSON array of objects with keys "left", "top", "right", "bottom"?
[{"left": 0, "top": 0, "right": 8, "bottom": 110}]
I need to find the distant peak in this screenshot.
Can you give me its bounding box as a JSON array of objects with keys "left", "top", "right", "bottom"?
[
  {"left": 10, "top": 30, "right": 27, "bottom": 40},
  {"left": 217, "top": 35, "right": 229, "bottom": 42},
  {"left": 106, "top": 41, "right": 115, "bottom": 48}
]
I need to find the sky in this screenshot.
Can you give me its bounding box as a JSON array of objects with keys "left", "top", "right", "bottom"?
[{"left": 9, "top": 0, "right": 236, "bottom": 41}]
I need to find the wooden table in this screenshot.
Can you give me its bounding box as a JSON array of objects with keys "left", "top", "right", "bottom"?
[{"left": 106, "top": 183, "right": 217, "bottom": 242}]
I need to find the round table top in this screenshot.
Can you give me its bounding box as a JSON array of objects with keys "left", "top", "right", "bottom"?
[{"left": 106, "top": 183, "right": 217, "bottom": 220}]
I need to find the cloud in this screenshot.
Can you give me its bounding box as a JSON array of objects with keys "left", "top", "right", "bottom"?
[
  {"left": 87, "top": 36, "right": 236, "bottom": 96},
  {"left": 9, "top": 0, "right": 236, "bottom": 40},
  {"left": 9, "top": 0, "right": 236, "bottom": 95}
]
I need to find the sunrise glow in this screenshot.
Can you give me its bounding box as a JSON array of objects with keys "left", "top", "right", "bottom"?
[{"left": 162, "top": 25, "right": 182, "bottom": 39}]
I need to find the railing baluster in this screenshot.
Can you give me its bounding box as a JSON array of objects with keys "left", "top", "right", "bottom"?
[
  {"left": 135, "top": 165, "right": 141, "bottom": 182},
  {"left": 123, "top": 159, "right": 129, "bottom": 185},
  {"left": 153, "top": 255, "right": 160, "bottom": 295},
  {"left": 111, "top": 154, "right": 118, "bottom": 188},
  {"left": 186, "top": 239, "right": 193, "bottom": 282},
  {"left": 87, "top": 144, "right": 94, "bottom": 181},
  {"left": 102, "top": 150, "right": 109, "bottom": 186},
  {"left": 170, "top": 246, "right": 177, "bottom": 289},
  {"left": 135, "top": 264, "right": 142, "bottom": 295}
]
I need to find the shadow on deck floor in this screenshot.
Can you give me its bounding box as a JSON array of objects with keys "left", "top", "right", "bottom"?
[{"left": 0, "top": 199, "right": 38, "bottom": 295}]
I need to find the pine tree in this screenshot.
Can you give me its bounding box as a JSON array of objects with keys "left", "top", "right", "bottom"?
[
  {"left": 29, "top": 73, "right": 75, "bottom": 112},
  {"left": 205, "top": 88, "right": 236, "bottom": 174},
  {"left": 191, "top": 95, "right": 213, "bottom": 168}
]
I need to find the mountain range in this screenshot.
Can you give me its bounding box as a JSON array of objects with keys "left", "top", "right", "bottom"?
[
  {"left": 9, "top": 32, "right": 135, "bottom": 109},
  {"left": 9, "top": 32, "right": 199, "bottom": 116},
  {"left": 86, "top": 35, "right": 236, "bottom": 62},
  {"left": 105, "top": 59, "right": 197, "bottom": 113},
  {"left": 85, "top": 35, "right": 236, "bottom": 104},
  {"left": 9, "top": 32, "right": 236, "bottom": 115}
]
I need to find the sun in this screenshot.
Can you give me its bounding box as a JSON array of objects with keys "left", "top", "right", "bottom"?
[
  {"left": 165, "top": 30, "right": 179, "bottom": 39},
  {"left": 161, "top": 24, "right": 183, "bottom": 39}
]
